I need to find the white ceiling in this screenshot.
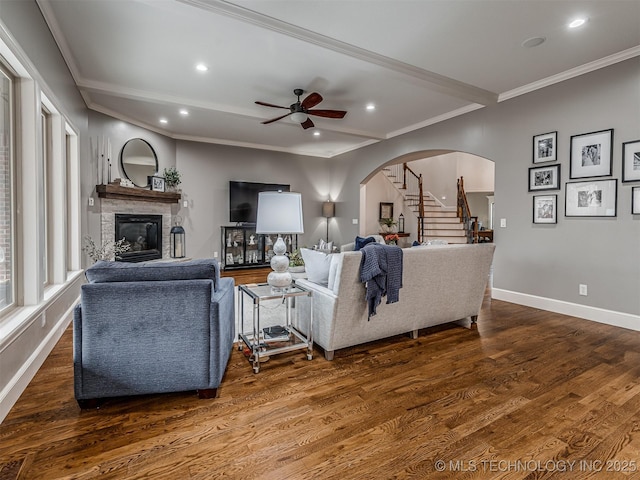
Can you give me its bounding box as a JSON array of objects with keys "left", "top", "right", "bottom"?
[{"left": 38, "top": 0, "right": 640, "bottom": 158}]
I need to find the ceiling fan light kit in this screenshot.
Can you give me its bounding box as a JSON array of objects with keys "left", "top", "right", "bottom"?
[{"left": 256, "top": 88, "right": 347, "bottom": 130}]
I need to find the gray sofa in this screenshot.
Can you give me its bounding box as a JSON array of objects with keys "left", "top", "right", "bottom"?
[
  {"left": 74, "top": 258, "right": 235, "bottom": 407},
  {"left": 295, "top": 243, "right": 495, "bottom": 360}
]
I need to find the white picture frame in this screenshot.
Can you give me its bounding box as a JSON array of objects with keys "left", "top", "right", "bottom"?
[
  {"left": 622, "top": 139, "right": 640, "bottom": 183},
  {"left": 570, "top": 129, "right": 613, "bottom": 179},
  {"left": 533, "top": 195, "right": 557, "bottom": 224},
  {"left": 528, "top": 164, "right": 561, "bottom": 191},
  {"left": 533, "top": 131, "right": 557, "bottom": 163},
  {"left": 565, "top": 179, "right": 617, "bottom": 217}
]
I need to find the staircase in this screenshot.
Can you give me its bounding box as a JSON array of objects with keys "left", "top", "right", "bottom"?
[{"left": 382, "top": 164, "right": 467, "bottom": 244}]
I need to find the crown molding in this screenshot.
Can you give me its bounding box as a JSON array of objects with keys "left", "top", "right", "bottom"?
[{"left": 499, "top": 45, "right": 640, "bottom": 102}]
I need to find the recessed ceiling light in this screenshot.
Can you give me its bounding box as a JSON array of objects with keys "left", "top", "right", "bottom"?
[
  {"left": 366, "top": 104, "right": 376, "bottom": 111},
  {"left": 313, "top": 131, "right": 320, "bottom": 136},
  {"left": 568, "top": 17, "right": 588, "bottom": 28},
  {"left": 179, "top": 109, "right": 189, "bottom": 116},
  {"left": 522, "top": 36, "right": 546, "bottom": 48},
  {"left": 159, "top": 118, "right": 168, "bottom": 124},
  {"left": 195, "top": 63, "right": 208, "bottom": 72}
]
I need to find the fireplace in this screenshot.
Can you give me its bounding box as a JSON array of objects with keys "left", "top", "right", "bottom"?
[{"left": 115, "top": 214, "right": 162, "bottom": 262}]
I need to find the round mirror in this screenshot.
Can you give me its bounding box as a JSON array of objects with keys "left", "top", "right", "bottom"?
[{"left": 119, "top": 138, "right": 158, "bottom": 187}]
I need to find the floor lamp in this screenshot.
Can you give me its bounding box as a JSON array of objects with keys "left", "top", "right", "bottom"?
[
  {"left": 322, "top": 200, "right": 335, "bottom": 243},
  {"left": 256, "top": 191, "right": 305, "bottom": 292}
]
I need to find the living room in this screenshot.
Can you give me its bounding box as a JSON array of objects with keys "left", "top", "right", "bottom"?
[{"left": 0, "top": 1, "right": 639, "bottom": 477}]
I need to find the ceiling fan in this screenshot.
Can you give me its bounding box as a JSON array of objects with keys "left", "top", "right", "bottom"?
[{"left": 255, "top": 88, "right": 347, "bottom": 130}]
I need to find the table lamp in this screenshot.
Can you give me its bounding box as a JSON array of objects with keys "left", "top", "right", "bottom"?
[{"left": 255, "top": 191, "right": 304, "bottom": 291}]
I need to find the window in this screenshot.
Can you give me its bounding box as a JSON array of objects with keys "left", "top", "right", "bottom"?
[
  {"left": 41, "top": 107, "right": 51, "bottom": 286},
  {"left": 0, "top": 64, "right": 14, "bottom": 311}
]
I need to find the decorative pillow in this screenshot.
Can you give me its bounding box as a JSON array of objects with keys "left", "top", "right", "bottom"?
[
  {"left": 317, "top": 239, "right": 334, "bottom": 252},
  {"left": 85, "top": 259, "right": 220, "bottom": 289},
  {"left": 300, "top": 248, "right": 333, "bottom": 287},
  {"left": 354, "top": 236, "right": 376, "bottom": 251}
]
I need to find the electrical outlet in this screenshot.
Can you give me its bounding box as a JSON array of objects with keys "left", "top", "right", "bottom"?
[
  {"left": 213, "top": 251, "right": 218, "bottom": 258},
  {"left": 579, "top": 284, "right": 588, "bottom": 296},
  {"left": 352, "top": 218, "right": 358, "bottom": 225},
  {"left": 182, "top": 200, "right": 188, "bottom": 208},
  {"left": 88, "top": 197, "right": 94, "bottom": 206}
]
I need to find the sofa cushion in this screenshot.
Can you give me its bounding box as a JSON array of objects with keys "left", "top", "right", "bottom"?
[
  {"left": 354, "top": 236, "right": 376, "bottom": 251},
  {"left": 300, "top": 248, "right": 334, "bottom": 287},
  {"left": 85, "top": 258, "right": 220, "bottom": 289}
]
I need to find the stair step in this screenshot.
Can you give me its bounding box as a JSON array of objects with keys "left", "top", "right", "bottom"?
[
  {"left": 422, "top": 211, "right": 457, "bottom": 217},
  {"left": 422, "top": 229, "right": 465, "bottom": 236},
  {"left": 422, "top": 235, "right": 468, "bottom": 244},
  {"left": 420, "top": 217, "right": 461, "bottom": 224},
  {"left": 424, "top": 223, "right": 465, "bottom": 235}
]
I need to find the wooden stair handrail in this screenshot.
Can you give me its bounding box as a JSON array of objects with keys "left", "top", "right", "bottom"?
[
  {"left": 457, "top": 176, "right": 477, "bottom": 243},
  {"left": 402, "top": 163, "right": 425, "bottom": 242}
]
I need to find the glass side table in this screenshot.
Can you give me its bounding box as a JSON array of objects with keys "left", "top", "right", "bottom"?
[{"left": 238, "top": 283, "right": 313, "bottom": 373}]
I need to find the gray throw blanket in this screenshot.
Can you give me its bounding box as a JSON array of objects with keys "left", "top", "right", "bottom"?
[{"left": 359, "top": 243, "right": 403, "bottom": 318}]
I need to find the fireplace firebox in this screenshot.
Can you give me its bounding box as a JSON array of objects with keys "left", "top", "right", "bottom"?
[{"left": 115, "top": 214, "right": 162, "bottom": 262}]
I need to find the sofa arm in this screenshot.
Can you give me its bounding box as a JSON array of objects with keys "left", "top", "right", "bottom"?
[{"left": 294, "top": 278, "right": 338, "bottom": 353}]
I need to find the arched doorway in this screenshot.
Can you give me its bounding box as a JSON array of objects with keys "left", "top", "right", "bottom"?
[{"left": 359, "top": 150, "right": 495, "bottom": 245}]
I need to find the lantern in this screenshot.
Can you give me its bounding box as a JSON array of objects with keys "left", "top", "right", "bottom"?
[
  {"left": 170, "top": 217, "right": 186, "bottom": 258},
  {"left": 398, "top": 213, "right": 405, "bottom": 233}
]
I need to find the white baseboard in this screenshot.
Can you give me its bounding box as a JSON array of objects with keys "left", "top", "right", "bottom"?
[
  {"left": 492, "top": 288, "right": 640, "bottom": 332},
  {"left": 0, "top": 306, "right": 73, "bottom": 423}
]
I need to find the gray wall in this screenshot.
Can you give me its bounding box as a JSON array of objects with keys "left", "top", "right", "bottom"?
[
  {"left": 176, "top": 141, "right": 330, "bottom": 259},
  {"left": 329, "top": 58, "right": 640, "bottom": 316},
  {"left": 85, "top": 111, "right": 178, "bottom": 249}
]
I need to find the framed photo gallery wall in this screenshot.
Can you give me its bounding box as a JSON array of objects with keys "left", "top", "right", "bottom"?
[{"left": 530, "top": 128, "right": 640, "bottom": 219}]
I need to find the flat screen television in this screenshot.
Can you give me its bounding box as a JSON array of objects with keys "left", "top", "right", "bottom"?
[{"left": 229, "top": 181, "right": 290, "bottom": 224}]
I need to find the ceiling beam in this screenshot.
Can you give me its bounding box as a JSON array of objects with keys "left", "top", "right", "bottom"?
[{"left": 178, "top": 0, "right": 499, "bottom": 106}]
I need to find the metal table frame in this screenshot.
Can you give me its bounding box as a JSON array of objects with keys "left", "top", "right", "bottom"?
[{"left": 238, "top": 283, "right": 313, "bottom": 373}]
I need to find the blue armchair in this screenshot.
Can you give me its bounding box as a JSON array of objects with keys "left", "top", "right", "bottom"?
[{"left": 74, "top": 258, "right": 235, "bottom": 407}]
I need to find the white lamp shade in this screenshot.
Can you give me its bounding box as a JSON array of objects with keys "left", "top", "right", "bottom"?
[{"left": 255, "top": 191, "right": 304, "bottom": 234}]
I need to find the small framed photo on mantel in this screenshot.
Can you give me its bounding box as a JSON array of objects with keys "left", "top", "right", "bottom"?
[
  {"left": 570, "top": 129, "right": 613, "bottom": 179},
  {"left": 533, "top": 131, "right": 557, "bottom": 163},
  {"left": 149, "top": 175, "right": 165, "bottom": 192}
]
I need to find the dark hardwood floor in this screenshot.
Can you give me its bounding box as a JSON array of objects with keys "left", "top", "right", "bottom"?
[{"left": 2, "top": 286, "right": 640, "bottom": 479}]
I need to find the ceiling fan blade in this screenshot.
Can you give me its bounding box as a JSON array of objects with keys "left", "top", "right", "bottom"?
[
  {"left": 300, "top": 118, "right": 315, "bottom": 130},
  {"left": 255, "top": 101, "right": 289, "bottom": 109},
  {"left": 307, "top": 109, "right": 347, "bottom": 119},
  {"left": 301, "top": 92, "right": 323, "bottom": 110},
  {"left": 261, "top": 112, "right": 292, "bottom": 124}
]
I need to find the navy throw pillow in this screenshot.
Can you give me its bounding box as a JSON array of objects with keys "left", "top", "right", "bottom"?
[{"left": 354, "top": 236, "right": 376, "bottom": 251}]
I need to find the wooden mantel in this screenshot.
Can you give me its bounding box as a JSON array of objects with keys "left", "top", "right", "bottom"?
[{"left": 96, "top": 184, "right": 181, "bottom": 204}]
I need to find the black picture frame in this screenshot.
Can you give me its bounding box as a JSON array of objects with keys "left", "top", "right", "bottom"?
[
  {"left": 633, "top": 186, "right": 640, "bottom": 215},
  {"left": 533, "top": 195, "right": 557, "bottom": 224},
  {"left": 622, "top": 139, "right": 640, "bottom": 183},
  {"left": 565, "top": 179, "right": 617, "bottom": 217},
  {"left": 149, "top": 175, "right": 165, "bottom": 192},
  {"left": 569, "top": 128, "right": 613, "bottom": 179},
  {"left": 528, "top": 164, "right": 561, "bottom": 192},
  {"left": 532, "top": 131, "right": 557, "bottom": 163},
  {"left": 379, "top": 202, "right": 393, "bottom": 220}
]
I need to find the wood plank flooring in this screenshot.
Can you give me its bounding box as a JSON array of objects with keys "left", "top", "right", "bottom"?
[{"left": 2, "top": 290, "right": 640, "bottom": 479}]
